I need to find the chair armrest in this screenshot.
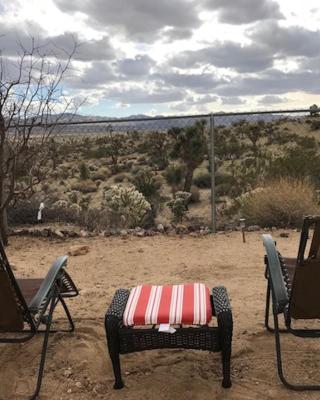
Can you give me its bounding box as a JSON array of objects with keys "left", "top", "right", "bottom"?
[{"left": 28, "top": 256, "right": 68, "bottom": 312}]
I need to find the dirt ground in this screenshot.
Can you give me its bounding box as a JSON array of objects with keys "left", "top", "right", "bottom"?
[{"left": 1, "top": 231, "right": 320, "bottom": 400}]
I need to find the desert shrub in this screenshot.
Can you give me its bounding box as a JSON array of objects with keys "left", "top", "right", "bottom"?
[
  {"left": 240, "top": 179, "right": 319, "bottom": 228},
  {"left": 131, "top": 167, "right": 162, "bottom": 200},
  {"left": 79, "top": 162, "right": 90, "bottom": 180},
  {"left": 71, "top": 180, "right": 97, "bottom": 193},
  {"left": 193, "top": 170, "right": 211, "bottom": 188},
  {"left": 167, "top": 191, "right": 191, "bottom": 222},
  {"left": 67, "top": 190, "right": 80, "bottom": 204},
  {"left": 91, "top": 168, "right": 110, "bottom": 181},
  {"left": 268, "top": 147, "right": 320, "bottom": 185},
  {"left": 164, "top": 163, "right": 186, "bottom": 193},
  {"left": 310, "top": 119, "right": 320, "bottom": 131},
  {"left": 114, "top": 173, "right": 127, "bottom": 183},
  {"left": 103, "top": 184, "right": 151, "bottom": 228},
  {"left": 145, "top": 131, "right": 170, "bottom": 170},
  {"left": 131, "top": 167, "right": 163, "bottom": 226},
  {"left": 189, "top": 185, "right": 200, "bottom": 203}
]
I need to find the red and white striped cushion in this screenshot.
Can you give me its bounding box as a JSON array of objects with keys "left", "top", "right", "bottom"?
[{"left": 123, "top": 283, "right": 212, "bottom": 326}]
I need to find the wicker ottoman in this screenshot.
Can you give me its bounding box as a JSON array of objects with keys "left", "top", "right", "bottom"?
[{"left": 105, "top": 286, "right": 233, "bottom": 389}]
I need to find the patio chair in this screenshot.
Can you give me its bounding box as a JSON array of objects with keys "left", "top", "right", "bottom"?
[
  {"left": 262, "top": 232, "right": 320, "bottom": 390},
  {"left": 0, "top": 239, "right": 78, "bottom": 399},
  {"left": 264, "top": 215, "right": 320, "bottom": 332}
]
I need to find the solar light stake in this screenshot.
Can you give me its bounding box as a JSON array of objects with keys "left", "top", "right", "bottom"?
[{"left": 239, "top": 218, "right": 246, "bottom": 243}]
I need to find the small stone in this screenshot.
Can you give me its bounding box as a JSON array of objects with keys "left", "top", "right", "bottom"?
[
  {"left": 67, "top": 388, "right": 72, "bottom": 394},
  {"left": 75, "top": 381, "right": 82, "bottom": 388},
  {"left": 68, "top": 245, "right": 89, "bottom": 256},
  {"left": 157, "top": 224, "right": 164, "bottom": 233},
  {"left": 54, "top": 229, "right": 65, "bottom": 239},
  {"left": 80, "top": 230, "right": 89, "bottom": 238},
  {"left": 63, "top": 369, "right": 73, "bottom": 378},
  {"left": 175, "top": 224, "right": 188, "bottom": 234},
  {"left": 120, "top": 229, "right": 128, "bottom": 237}
]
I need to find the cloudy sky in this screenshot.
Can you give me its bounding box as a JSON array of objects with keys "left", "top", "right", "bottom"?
[{"left": 1, "top": 0, "right": 320, "bottom": 117}]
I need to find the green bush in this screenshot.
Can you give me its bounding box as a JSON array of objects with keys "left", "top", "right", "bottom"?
[
  {"left": 167, "top": 191, "right": 191, "bottom": 222},
  {"left": 240, "top": 179, "right": 320, "bottom": 228},
  {"left": 189, "top": 185, "right": 200, "bottom": 203},
  {"left": 193, "top": 171, "right": 211, "bottom": 188}
]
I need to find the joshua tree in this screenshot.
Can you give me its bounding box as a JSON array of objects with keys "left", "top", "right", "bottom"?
[
  {"left": 0, "top": 39, "right": 77, "bottom": 244},
  {"left": 169, "top": 119, "right": 208, "bottom": 193}
]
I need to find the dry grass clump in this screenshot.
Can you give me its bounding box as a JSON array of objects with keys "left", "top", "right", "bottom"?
[
  {"left": 71, "top": 180, "right": 97, "bottom": 193},
  {"left": 241, "top": 178, "right": 320, "bottom": 227}
]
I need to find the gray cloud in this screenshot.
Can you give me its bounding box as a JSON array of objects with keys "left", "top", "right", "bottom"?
[
  {"left": 215, "top": 69, "right": 320, "bottom": 97},
  {"left": 247, "top": 21, "right": 320, "bottom": 58},
  {"left": 221, "top": 96, "right": 246, "bottom": 105},
  {"left": 203, "top": 0, "right": 283, "bottom": 24},
  {"left": 0, "top": 25, "right": 117, "bottom": 61},
  {"left": 54, "top": 0, "right": 200, "bottom": 42},
  {"left": 169, "top": 41, "right": 274, "bottom": 73},
  {"left": 163, "top": 27, "right": 194, "bottom": 42},
  {"left": 258, "top": 95, "right": 287, "bottom": 105},
  {"left": 155, "top": 71, "right": 226, "bottom": 92},
  {"left": 115, "top": 55, "right": 155, "bottom": 78},
  {"left": 103, "top": 86, "right": 185, "bottom": 104},
  {"left": 67, "top": 61, "right": 116, "bottom": 89}
]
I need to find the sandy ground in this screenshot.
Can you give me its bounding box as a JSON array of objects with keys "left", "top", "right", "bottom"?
[{"left": 1, "top": 231, "right": 320, "bottom": 400}]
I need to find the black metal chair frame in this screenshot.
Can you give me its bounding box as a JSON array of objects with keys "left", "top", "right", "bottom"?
[
  {"left": 0, "top": 241, "right": 78, "bottom": 400},
  {"left": 105, "top": 286, "right": 233, "bottom": 390},
  {"left": 263, "top": 233, "right": 320, "bottom": 390},
  {"left": 264, "top": 216, "right": 320, "bottom": 335}
]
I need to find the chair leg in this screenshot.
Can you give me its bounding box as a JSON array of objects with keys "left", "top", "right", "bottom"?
[
  {"left": 273, "top": 311, "right": 320, "bottom": 390},
  {"left": 105, "top": 316, "right": 124, "bottom": 389},
  {"left": 265, "top": 280, "right": 273, "bottom": 331},
  {"left": 219, "top": 312, "right": 232, "bottom": 388},
  {"left": 58, "top": 295, "right": 75, "bottom": 332},
  {"left": 109, "top": 348, "right": 124, "bottom": 389},
  {"left": 265, "top": 281, "right": 289, "bottom": 334},
  {"left": 29, "top": 292, "right": 57, "bottom": 400}
]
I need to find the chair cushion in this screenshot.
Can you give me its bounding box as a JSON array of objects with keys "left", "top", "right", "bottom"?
[
  {"left": 17, "top": 279, "right": 43, "bottom": 306},
  {"left": 123, "top": 283, "right": 212, "bottom": 326}
]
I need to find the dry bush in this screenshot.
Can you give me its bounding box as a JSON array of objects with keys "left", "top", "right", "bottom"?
[
  {"left": 241, "top": 178, "right": 320, "bottom": 227},
  {"left": 71, "top": 180, "right": 97, "bottom": 193}
]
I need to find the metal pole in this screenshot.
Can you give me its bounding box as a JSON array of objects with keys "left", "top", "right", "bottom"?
[{"left": 209, "top": 113, "right": 216, "bottom": 233}]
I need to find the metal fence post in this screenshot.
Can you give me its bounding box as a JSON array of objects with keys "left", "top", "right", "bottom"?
[{"left": 209, "top": 113, "right": 216, "bottom": 233}]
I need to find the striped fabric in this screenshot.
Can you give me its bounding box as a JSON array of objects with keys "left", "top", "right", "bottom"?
[{"left": 123, "top": 283, "right": 212, "bottom": 326}]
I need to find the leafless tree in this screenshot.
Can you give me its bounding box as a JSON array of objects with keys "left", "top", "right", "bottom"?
[{"left": 0, "top": 39, "right": 78, "bottom": 244}]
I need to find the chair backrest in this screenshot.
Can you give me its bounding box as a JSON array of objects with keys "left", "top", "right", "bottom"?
[
  {"left": 297, "top": 215, "right": 320, "bottom": 265},
  {"left": 262, "top": 234, "right": 289, "bottom": 314},
  {"left": 0, "top": 240, "right": 29, "bottom": 332},
  {"left": 290, "top": 216, "right": 320, "bottom": 319}
]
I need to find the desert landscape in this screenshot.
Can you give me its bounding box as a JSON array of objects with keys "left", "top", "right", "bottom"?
[{"left": 1, "top": 230, "right": 320, "bottom": 400}]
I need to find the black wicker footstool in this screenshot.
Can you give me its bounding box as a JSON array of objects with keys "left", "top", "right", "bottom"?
[{"left": 105, "top": 285, "right": 233, "bottom": 389}]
